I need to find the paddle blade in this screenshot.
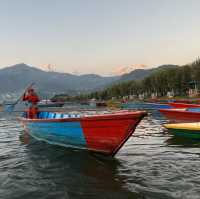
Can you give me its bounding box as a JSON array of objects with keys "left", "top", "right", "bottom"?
[{"left": 4, "top": 104, "right": 15, "bottom": 113}]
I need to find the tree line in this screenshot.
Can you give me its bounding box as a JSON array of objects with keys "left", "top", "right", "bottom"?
[
  {"left": 54, "top": 58, "right": 200, "bottom": 101},
  {"left": 85, "top": 59, "right": 200, "bottom": 100}
]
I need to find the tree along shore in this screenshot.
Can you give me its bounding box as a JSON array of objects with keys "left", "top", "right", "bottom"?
[{"left": 53, "top": 59, "right": 200, "bottom": 101}]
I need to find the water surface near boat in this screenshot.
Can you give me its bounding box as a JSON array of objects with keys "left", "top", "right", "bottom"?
[{"left": 0, "top": 111, "right": 200, "bottom": 199}]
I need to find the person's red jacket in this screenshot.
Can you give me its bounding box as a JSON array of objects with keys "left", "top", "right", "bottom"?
[{"left": 23, "top": 94, "right": 39, "bottom": 105}]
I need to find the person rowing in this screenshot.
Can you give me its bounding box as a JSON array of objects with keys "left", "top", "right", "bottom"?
[{"left": 23, "top": 87, "right": 40, "bottom": 118}]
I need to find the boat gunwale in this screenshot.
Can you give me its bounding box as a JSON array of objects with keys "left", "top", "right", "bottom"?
[
  {"left": 19, "top": 111, "right": 147, "bottom": 123},
  {"left": 169, "top": 102, "right": 200, "bottom": 108},
  {"left": 159, "top": 108, "right": 198, "bottom": 114},
  {"left": 164, "top": 123, "right": 200, "bottom": 131}
]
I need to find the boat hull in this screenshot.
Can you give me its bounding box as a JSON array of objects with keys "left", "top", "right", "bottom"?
[
  {"left": 121, "top": 102, "right": 171, "bottom": 110},
  {"left": 164, "top": 123, "right": 200, "bottom": 139},
  {"left": 121, "top": 102, "right": 152, "bottom": 109},
  {"left": 38, "top": 102, "right": 64, "bottom": 108},
  {"left": 159, "top": 109, "right": 200, "bottom": 122},
  {"left": 20, "top": 111, "right": 147, "bottom": 156},
  {"left": 169, "top": 102, "right": 200, "bottom": 109},
  {"left": 146, "top": 103, "right": 171, "bottom": 109},
  {"left": 168, "top": 129, "right": 200, "bottom": 139}
]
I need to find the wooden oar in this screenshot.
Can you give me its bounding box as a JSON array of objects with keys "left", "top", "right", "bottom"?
[{"left": 4, "top": 82, "right": 35, "bottom": 112}]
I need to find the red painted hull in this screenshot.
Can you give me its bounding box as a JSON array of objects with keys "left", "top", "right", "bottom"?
[
  {"left": 169, "top": 102, "right": 200, "bottom": 108},
  {"left": 81, "top": 113, "right": 143, "bottom": 155},
  {"left": 159, "top": 108, "right": 200, "bottom": 122}
]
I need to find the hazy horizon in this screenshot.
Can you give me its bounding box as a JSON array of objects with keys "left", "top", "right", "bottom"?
[{"left": 0, "top": 0, "right": 199, "bottom": 75}]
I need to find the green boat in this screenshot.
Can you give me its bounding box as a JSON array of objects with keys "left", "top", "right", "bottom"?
[{"left": 164, "top": 123, "right": 200, "bottom": 139}]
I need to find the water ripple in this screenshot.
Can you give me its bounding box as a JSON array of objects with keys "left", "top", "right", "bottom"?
[{"left": 0, "top": 112, "right": 199, "bottom": 199}]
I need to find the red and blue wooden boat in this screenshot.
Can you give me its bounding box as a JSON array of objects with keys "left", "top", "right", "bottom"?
[
  {"left": 169, "top": 102, "right": 200, "bottom": 109},
  {"left": 159, "top": 108, "right": 200, "bottom": 122},
  {"left": 20, "top": 111, "right": 147, "bottom": 156}
]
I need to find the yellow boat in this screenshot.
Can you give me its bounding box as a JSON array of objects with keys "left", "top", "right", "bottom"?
[{"left": 164, "top": 123, "right": 200, "bottom": 139}]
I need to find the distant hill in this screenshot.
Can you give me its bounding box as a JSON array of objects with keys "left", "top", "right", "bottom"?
[
  {"left": 119, "top": 65, "right": 179, "bottom": 82},
  {"left": 0, "top": 63, "right": 118, "bottom": 100},
  {"left": 83, "top": 59, "right": 200, "bottom": 100},
  {"left": 0, "top": 63, "right": 179, "bottom": 101}
]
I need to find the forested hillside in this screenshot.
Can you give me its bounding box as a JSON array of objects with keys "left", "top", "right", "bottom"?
[{"left": 77, "top": 59, "right": 200, "bottom": 100}]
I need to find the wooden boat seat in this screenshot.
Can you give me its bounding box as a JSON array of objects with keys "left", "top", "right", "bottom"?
[{"left": 37, "top": 112, "right": 81, "bottom": 119}]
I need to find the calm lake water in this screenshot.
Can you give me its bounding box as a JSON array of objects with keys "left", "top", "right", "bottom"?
[{"left": 0, "top": 111, "right": 200, "bottom": 199}]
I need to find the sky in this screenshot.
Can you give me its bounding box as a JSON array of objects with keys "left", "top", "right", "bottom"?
[{"left": 0, "top": 0, "right": 200, "bottom": 75}]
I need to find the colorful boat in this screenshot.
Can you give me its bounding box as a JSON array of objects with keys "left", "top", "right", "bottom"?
[
  {"left": 3, "top": 101, "right": 15, "bottom": 112},
  {"left": 145, "top": 103, "right": 171, "bottom": 109},
  {"left": 19, "top": 111, "right": 147, "bottom": 156},
  {"left": 38, "top": 100, "right": 65, "bottom": 108},
  {"left": 164, "top": 123, "right": 200, "bottom": 139},
  {"left": 121, "top": 102, "right": 151, "bottom": 109},
  {"left": 169, "top": 102, "right": 200, "bottom": 109},
  {"left": 121, "top": 102, "right": 171, "bottom": 110},
  {"left": 159, "top": 108, "right": 200, "bottom": 122}
]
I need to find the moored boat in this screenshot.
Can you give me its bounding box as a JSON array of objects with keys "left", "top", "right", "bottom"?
[
  {"left": 121, "top": 102, "right": 171, "bottom": 110},
  {"left": 19, "top": 110, "right": 147, "bottom": 156},
  {"left": 169, "top": 102, "right": 200, "bottom": 109},
  {"left": 164, "top": 123, "right": 200, "bottom": 139},
  {"left": 38, "top": 100, "right": 65, "bottom": 108},
  {"left": 145, "top": 103, "right": 171, "bottom": 109},
  {"left": 3, "top": 101, "right": 15, "bottom": 112},
  {"left": 121, "top": 102, "right": 152, "bottom": 109},
  {"left": 159, "top": 108, "right": 200, "bottom": 122}
]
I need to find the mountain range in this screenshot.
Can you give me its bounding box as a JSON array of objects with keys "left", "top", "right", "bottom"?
[
  {"left": 0, "top": 63, "right": 178, "bottom": 101},
  {"left": 119, "top": 64, "right": 178, "bottom": 82}
]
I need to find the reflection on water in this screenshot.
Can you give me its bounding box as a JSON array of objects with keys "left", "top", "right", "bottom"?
[
  {"left": 165, "top": 136, "right": 200, "bottom": 147},
  {"left": 0, "top": 111, "right": 200, "bottom": 199},
  {"left": 18, "top": 141, "right": 139, "bottom": 199}
]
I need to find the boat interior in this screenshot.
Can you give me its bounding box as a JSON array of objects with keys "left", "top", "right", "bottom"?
[{"left": 23, "top": 112, "right": 81, "bottom": 119}]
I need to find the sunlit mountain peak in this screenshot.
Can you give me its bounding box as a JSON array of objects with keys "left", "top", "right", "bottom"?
[{"left": 113, "top": 64, "right": 148, "bottom": 75}]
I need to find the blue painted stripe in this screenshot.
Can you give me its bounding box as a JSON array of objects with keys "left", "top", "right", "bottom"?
[
  {"left": 27, "top": 121, "right": 87, "bottom": 149},
  {"left": 151, "top": 104, "right": 171, "bottom": 109},
  {"left": 187, "top": 108, "right": 200, "bottom": 112}
]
